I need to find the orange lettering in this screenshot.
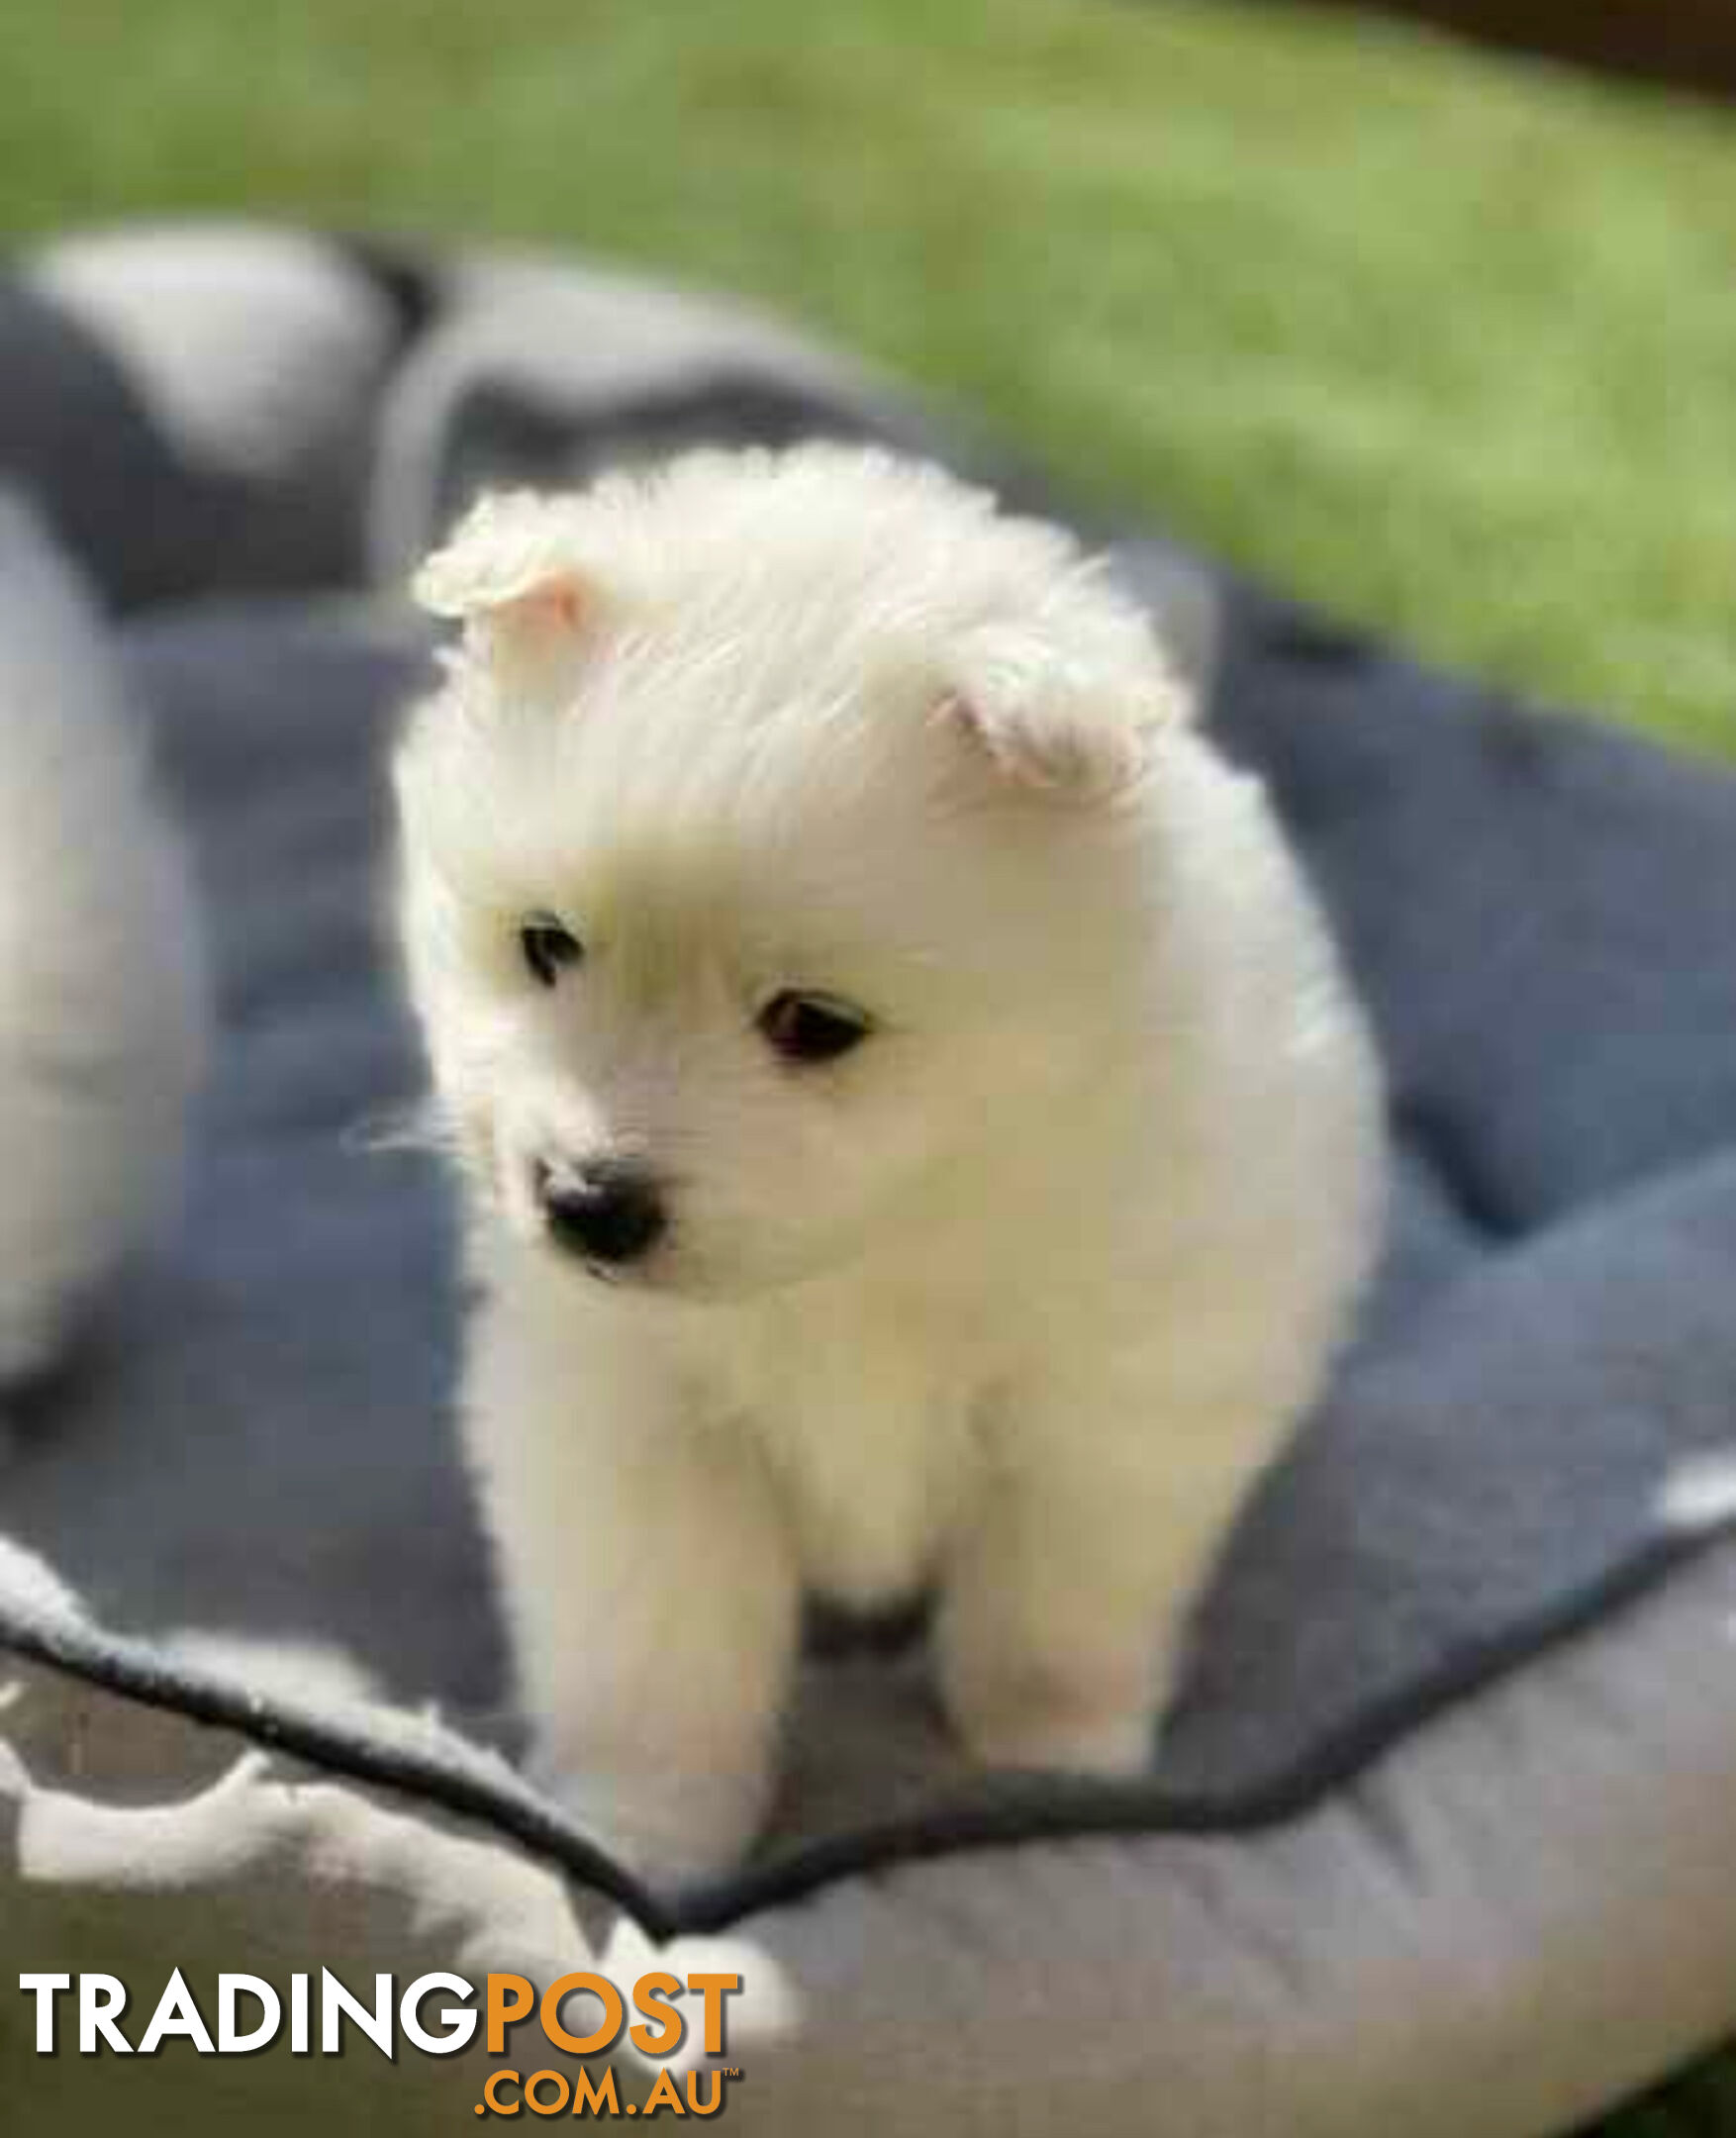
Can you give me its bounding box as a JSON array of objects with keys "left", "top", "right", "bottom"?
[
  {"left": 642, "top": 2068, "right": 685, "bottom": 2115},
  {"left": 539, "top": 1973, "right": 625, "bottom": 2058},
  {"left": 483, "top": 2068, "right": 522, "bottom": 2115},
  {"left": 487, "top": 1976, "right": 534, "bottom": 2055},
  {"left": 630, "top": 1973, "right": 684, "bottom": 2058},
  {"left": 684, "top": 1974, "right": 740, "bottom": 2058}
]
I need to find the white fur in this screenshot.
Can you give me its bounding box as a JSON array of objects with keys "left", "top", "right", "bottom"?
[
  {"left": 0, "top": 499, "right": 206, "bottom": 1400},
  {"left": 396, "top": 445, "right": 1386, "bottom": 1887}
]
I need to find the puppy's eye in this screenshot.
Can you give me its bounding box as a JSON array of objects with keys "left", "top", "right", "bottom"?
[
  {"left": 520, "top": 916, "right": 584, "bottom": 988},
  {"left": 759, "top": 991, "right": 872, "bottom": 1065}
]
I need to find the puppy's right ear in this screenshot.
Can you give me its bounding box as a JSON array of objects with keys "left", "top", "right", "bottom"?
[
  {"left": 932, "top": 621, "right": 1185, "bottom": 806},
  {"left": 413, "top": 491, "right": 598, "bottom": 695}
]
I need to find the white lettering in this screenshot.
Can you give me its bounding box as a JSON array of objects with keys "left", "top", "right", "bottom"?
[
  {"left": 321, "top": 1969, "right": 394, "bottom": 2058},
  {"left": 219, "top": 1974, "right": 281, "bottom": 2053},
  {"left": 79, "top": 1975, "right": 132, "bottom": 2056},
  {"left": 138, "top": 1967, "right": 216, "bottom": 2055},
  {"left": 16, "top": 1975, "right": 71, "bottom": 2054},
  {"left": 400, "top": 1972, "right": 478, "bottom": 2054}
]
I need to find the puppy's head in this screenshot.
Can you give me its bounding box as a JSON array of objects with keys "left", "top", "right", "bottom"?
[{"left": 394, "top": 445, "right": 1189, "bottom": 1300}]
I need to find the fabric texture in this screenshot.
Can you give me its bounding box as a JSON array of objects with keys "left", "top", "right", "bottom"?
[{"left": 1, "top": 221, "right": 1734, "bottom": 2134}]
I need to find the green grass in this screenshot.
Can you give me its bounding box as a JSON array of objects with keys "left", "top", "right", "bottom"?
[
  {"left": 4, "top": 3, "right": 1733, "bottom": 2126},
  {"left": 8, "top": 0, "right": 1736, "bottom": 762}
]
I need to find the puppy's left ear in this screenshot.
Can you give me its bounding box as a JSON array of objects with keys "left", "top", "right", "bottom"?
[
  {"left": 934, "top": 622, "right": 1188, "bottom": 804},
  {"left": 413, "top": 491, "right": 599, "bottom": 694}
]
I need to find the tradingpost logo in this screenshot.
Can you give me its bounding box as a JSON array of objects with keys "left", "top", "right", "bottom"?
[{"left": 17, "top": 1967, "right": 744, "bottom": 2118}]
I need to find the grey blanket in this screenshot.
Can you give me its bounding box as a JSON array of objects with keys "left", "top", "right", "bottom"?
[{"left": 2, "top": 227, "right": 1735, "bottom": 1939}]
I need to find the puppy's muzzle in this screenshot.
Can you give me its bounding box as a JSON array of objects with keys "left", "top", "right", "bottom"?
[{"left": 533, "top": 1157, "right": 668, "bottom": 1268}]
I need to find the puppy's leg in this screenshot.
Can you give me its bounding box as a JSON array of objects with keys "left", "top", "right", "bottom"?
[
  {"left": 937, "top": 1385, "right": 1283, "bottom": 1775},
  {"left": 465, "top": 1303, "right": 797, "bottom": 1889}
]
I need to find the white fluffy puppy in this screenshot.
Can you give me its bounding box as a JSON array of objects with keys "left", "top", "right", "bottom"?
[
  {"left": 0, "top": 498, "right": 206, "bottom": 1398},
  {"left": 396, "top": 445, "right": 1385, "bottom": 1885}
]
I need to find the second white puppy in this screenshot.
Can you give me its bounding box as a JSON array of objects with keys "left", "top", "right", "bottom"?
[
  {"left": 0, "top": 497, "right": 206, "bottom": 1404},
  {"left": 396, "top": 445, "right": 1385, "bottom": 1886}
]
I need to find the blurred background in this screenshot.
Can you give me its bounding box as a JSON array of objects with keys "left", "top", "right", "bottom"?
[
  {"left": 3, "top": 5, "right": 1732, "bottom": 2128},
  {"left": 5, "top": 0, "right": 1736, "bottom": 766}
]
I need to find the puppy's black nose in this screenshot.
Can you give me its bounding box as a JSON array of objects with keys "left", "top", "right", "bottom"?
[{"left": 536, "top": 1159, "right": 667, "bottom": 1266}]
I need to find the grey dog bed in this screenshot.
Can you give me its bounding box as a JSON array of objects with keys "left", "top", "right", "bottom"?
[{"left": 2, "top": 223, "right": 1735, "bottom": 2133}]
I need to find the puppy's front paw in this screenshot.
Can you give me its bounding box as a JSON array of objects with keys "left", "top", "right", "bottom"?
[
  {"left": 954, "top": 1693, "right": 1158, "bottom": 1779},
  {"left": 537, "top": 1763, "right": 765, "bottom": 1894},
  {"left": 941, "top": 1625, "right": 1172, "bottom": 1780}
]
